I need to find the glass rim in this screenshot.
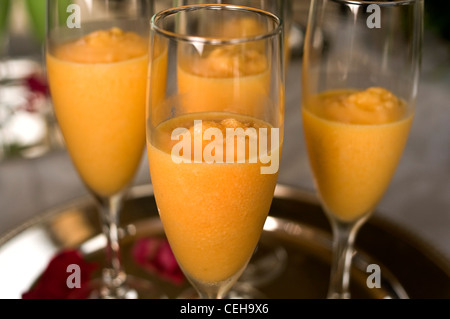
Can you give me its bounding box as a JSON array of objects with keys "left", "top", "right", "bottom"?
[
  {"left": 329, "top": 0, "right": 422, "bottom": 6},
  {"left": 151, "top": 4, "right": 282, "bottom": 45}
]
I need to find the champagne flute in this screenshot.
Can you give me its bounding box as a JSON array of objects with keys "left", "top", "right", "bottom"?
[
  {"left": 301, "top": 0, "right": 423, "bottom": 299},
  {"left": 172, "top": 0, "right": 291, "bottom": 296},
  {"left": 46, "top": 0, "right": 158, "bottom": 299},
  {"left": 147, "top": 4, "right": 284, "bottom": 299}
]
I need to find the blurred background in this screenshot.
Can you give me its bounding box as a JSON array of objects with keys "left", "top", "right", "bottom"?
[{"left": 0, "top": 0, "right": 449, "bottom": 282}]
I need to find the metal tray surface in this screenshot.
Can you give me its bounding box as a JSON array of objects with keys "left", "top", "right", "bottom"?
[{"left": 0, "top": 184, "right": 448, "bottom": 299}]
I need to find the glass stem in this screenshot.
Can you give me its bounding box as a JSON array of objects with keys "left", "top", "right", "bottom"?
[
  {"left": 96, "top": 193, "right": 127, "bottom": 291},
  {"left": 327, "top": 217, "right": 365, "bottom": 299},
  {"left": 197, "top": 290, "right": 219, "bottom": 300},
  {"left": 190, "top": 276, "right": 238, "bottom": 299},
  {"left": 193, "top": 283, "right": 225, "bottom": 299}
]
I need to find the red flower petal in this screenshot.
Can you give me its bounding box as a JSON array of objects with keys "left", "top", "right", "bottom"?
[
  {"left": 132, "top": 237, "right": 185, "bottom": 285},
  {"left": 22, "top": 250, "right": 98, "bottom": 299},
  {"left": 25, "top": 73, "right": 49, "bottom": 96}
]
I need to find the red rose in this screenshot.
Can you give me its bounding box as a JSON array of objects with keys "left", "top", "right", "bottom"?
[
  {"left": 22, "top": 250, "right": 98, "bottom": 299},
  {"left": 25, "top": 73, "right": 49, "bottom": 96},
  {"left": 22, "top": 73, "right": 50, "bottom": 113},
  {"left": 132, "top": 237, "right": 185, "bottom": 285}
]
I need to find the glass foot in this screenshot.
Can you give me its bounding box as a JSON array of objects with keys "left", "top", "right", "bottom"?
[{"left": 239, "top": 243, "right": 288, "bottom": 287}]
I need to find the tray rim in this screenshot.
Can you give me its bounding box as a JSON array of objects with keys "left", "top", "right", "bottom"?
[
  {"left": 1, "top": 183, "right": 449, "bottom": 282},
  {"left": 274, "top": 184, "right": 450, "bottom": 277}
]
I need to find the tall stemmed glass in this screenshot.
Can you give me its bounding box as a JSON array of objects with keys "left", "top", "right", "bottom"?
[
  {"left": 301, "top": 0, "right": 423, "bottom": 299},
  {"left": 147, "top": 5, "right": 284, "bottom": 299},
  {"left": 46, "top": 0, "right": 157, "bottom": 299},
  {"left": 172, "top": 1, "right": 291, "bottom": 296}
]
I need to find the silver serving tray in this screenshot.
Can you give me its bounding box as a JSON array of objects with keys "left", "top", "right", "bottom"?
[{"left": 0, "top": 184, "right": 449, "bottom": 299}]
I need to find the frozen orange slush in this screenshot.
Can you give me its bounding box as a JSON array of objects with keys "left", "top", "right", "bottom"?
[
  {"left": 177, "top": 49, "right": 270, "bottom": 118},
  {"left": 147, "top": 113, "right": 281, "bottom": 284},
  {"left": 177, "top": 18, "right": 271, "bottom": 118},
  {"left": 302, "top": 87, "right": 413, "bottom": 221},
  {"left": 46, "top": 28, "right": 148, "bottom": 197}
]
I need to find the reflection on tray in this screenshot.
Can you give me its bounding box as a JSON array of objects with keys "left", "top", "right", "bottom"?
[{"left": 0, "top": 184, "right": 449, "bottom": 299}]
